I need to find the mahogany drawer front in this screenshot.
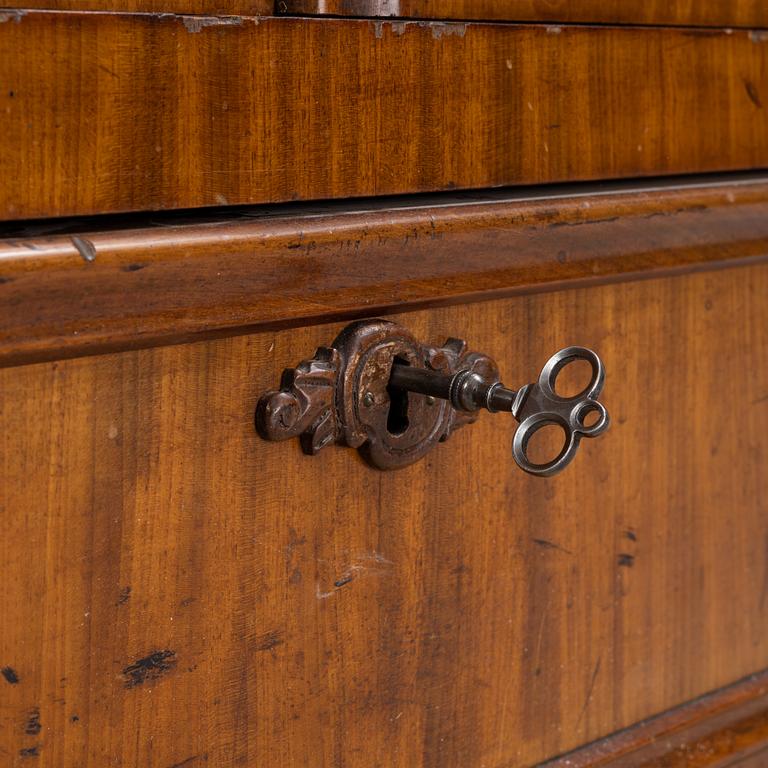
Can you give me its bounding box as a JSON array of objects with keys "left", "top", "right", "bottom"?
[
  {"left": 2, "top": 178, "right": 768, "bottom": 766},
  {"left": 2, "top": 263, "right": 768, "bottom": 767},
  {"left": 2, "top": 12, "right": 768, "bottom": 220}
]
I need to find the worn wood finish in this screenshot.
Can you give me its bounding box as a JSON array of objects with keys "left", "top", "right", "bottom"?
[
  {"left": 2, "top": 13, "right": 768, "bottom": 220},
  {"left": 280, "top": 0, "right": 768, "bottom": 27},
  {"left": 2, "top": 177, "right": 768, "bottom": 368},
  {"left": 1, "top": 264, "right": 768, "bottom": 766},
  {"left": 2, "top": 1, "right": 273, "bottom": 12},
  {"left": 6, "top": 0, "right": 768, "bottom": 27},
  {"left": 543, "top": 671, "right": 768, "bottom": 767}
]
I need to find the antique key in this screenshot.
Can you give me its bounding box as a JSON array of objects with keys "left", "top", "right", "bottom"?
[
  {"left": 256, "top": 320, "right": 610, "bottom": 475},
  {"left": 388, "top": 346, "right": 609, "bottom": 477}
]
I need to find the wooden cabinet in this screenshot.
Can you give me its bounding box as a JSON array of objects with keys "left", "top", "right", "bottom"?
[{"left": 1, "top": 3, "right": 768, "bottom": 766}]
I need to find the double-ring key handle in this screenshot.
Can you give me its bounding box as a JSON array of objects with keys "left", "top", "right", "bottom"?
[{"left": 388, "top": 346, "right": 610, "bottom": 477}]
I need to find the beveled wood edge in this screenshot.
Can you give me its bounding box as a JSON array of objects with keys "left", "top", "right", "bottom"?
[
  {"left": 3, "top": 2, "right": 767, "bottom": 27},
  {"left": 539, "top": 669, "right": 768, "bottom": 767},
  {"left": 1, "top": 176, "right": 768, "bottom": 369}
]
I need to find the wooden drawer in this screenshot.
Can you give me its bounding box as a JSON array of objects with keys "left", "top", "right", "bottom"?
[
  {"left": 3, "top": 0, "right": 768, "bottom": 762},
  {"left": 1, "top": 11, "right": 768, "bottom": 219},
  {"left": 2, "top": 178, "right": 768, "bottom": 766},
  {"left": 2, "top": 267, "right": 768, "bottom": 766}
]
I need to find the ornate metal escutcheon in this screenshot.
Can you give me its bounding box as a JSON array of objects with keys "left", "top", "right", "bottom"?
[{"left": 256, "top": 319, "right": 610, "bottom": 475}]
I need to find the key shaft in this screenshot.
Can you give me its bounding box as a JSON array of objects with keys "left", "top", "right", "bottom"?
[{"left": 389, "top": 364, "right": 518, "bottom": 414}]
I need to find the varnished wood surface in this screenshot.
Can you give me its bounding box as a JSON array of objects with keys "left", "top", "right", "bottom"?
[
  {"left": 2, "top": 13, "right": 768, "bottom": 220},
  {"left": 2, "top": 1, "right": 273, "bottom": 12},
  {"left": 2, "top": 265, "right": 768, "bottom": 766},
  {"left": 1, "top": 176, "right": 767, "bottom": 368},
  {"left": 279, "top": 0, "right": 768, "bottom": 28},
  {"left": 543, "top": 671, "right": 768, "bottom": 767},
  {"left": 5, "top": 0, "right": 768, "bottom": 27}
]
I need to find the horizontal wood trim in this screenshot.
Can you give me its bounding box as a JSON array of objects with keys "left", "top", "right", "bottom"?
[
  {"left": 541, "top": 669, "right": 768, "bottom": 767},
  {"left": 1, "top": 177, "right": 767, "bottom": 368},
  {"left": 2, "top": 14, "right": 768, "bottom": 220},
  {"left": 2, "top": 1, "right": 273, "bottom": 11},
  {"left": 8, "top": 0, "right": 768, "bottom": 27},
  {"left": 280, "top": 0, "right": 768, "bottom": 28}
]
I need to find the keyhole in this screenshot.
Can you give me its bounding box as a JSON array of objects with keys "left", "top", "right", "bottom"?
[{"left": 386, "top": 356, "right": 410, "bottom": 435}]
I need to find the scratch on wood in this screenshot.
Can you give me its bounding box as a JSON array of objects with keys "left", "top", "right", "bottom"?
[
  {"left": 744, "top": 79, "right": 763, "bottom": 108},
  {"left": 577, "top": 655, "right": 602, "bottom": 727},
  {"left": 251, "top": 630, "right": 284, "bottom": 653},
  {"left": 317, "top": 551, "right": 394, "bottom": 599},
  {"left": 180, "top": 15, "right": 245, "bottom": 32},
  {"left": 169, "top": 754, "right": 207, "bottom": 767},
  {"left": 533, "top": 610, "right": 548, "bottom": 675},
  {"left": 71, "top": 236, "right": 96, "bottom": 263},
  {"left": 122, "top": 650, "right": 177, "bottom": 688},
  {"left": 316, "top": 583, "right": 335, "bottom": 600},
  {"left": 98, "top": 63, "right": 119, "bottom": 79},
  {"left": 532, "top": 538, "right": 573, "bottom": 555}
]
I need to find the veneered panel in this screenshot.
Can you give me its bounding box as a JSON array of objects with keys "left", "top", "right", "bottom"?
[
  {"left": 2, "top": 13, "right": 768, "bottom": 219},
  {"left": 2, "top": 265, "right": 768, "bottom": 765}
]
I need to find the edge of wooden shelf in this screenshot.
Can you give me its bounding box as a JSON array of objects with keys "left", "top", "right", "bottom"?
[{"left": 1, "top": 175, "right": 767, "bottom": 368}]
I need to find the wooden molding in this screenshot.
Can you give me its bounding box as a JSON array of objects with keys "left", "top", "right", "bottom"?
[
  {"left": 5, "top": 0, "right": 768, "bottom": 26},
  {"left": 541, "top": 669, "right": 768, "bottom": 767},
  {"left": 1, "top": 176, "right": 768, "bottom": 368}
]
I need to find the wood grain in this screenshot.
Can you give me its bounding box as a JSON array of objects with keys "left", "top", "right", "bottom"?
[
  {"left": 2, "top": 264, "right": 768, "bottom": 766},
  {"left": 1, "top": 176, "right": 767, "bottom": 368},
  {"left": 1, "top": 1, "right": 273, "bottom": 12},
  {"left": 2, "top": 12, "right": 768, "bottom": 220},
  {"left": 6, "top": 0, "right": 768, "bottom": 27},
  {"left": 279, "top": 0, "right": 768, "bottom": 28}
]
